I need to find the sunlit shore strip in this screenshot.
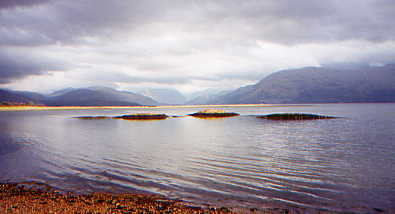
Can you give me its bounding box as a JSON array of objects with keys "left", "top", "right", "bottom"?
[{"left": 0, "top": 104, "right": 313, "bottom": 111}]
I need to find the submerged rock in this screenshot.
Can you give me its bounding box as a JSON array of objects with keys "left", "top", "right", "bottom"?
[
  {"left": 257, "top": 113, "right": 337, "bottom": 120},
  {"left": 114, "top": 113, "right": 169, "bottom": 120},
  {"left": 189, "top": 109, "right": 240, "bottom": 118}
]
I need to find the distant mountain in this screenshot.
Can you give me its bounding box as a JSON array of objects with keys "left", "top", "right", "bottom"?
[
  {"left": 185, "top": 89, "right": 232, "bottom": 105},
  {"left": 44, "top": 87, "right": 159, "bottom": 106},
  {"left": 3, "top": 64, "right": 394, "bottom": 106},
  {"left": 0, "top": 87, "right": 160, "bottom": 106},
  {"left": 210, "top": 64, "right": 395, "bottom": 104},
  {"left": 48, "top": 88, "right": 75, "bottom": 97},
  {"left": 13, "top": 91, "right": 46, "bottom": 101},
  {"left": 0, "top": 89, "right": 41, "bottom": 105},
  {"left": 136, "top": 88, "right": 186, "bottom": 104}
]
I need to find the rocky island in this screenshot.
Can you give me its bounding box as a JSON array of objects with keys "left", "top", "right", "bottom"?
[
  {"left": 258, "top": 113, "right": 337, "bottom": 120},
  {"left": 114, "top": 113, "right": 169, "bottom": 120},
  {"left": 189, "top": 109, "right": 240, "bottom": 118},
  {"left": 74, "top": 116, "right": 112, "bottom": 120}
]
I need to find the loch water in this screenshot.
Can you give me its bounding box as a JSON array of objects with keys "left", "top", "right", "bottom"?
[{"left": 0, "top": 103, "right": 394, "bottom": 213}]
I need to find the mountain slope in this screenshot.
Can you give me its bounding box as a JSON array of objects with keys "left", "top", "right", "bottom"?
[
  {"left": 44, "top": 87, "right": 159, "bottom": 106},
  {"left": 211, "top": 64, "right": 395, "bottom": 104},
  {"left": 0, "top": 89, "right": 39, "bottom": 104},
  {"left": 48, "top": 88, "right": 75, "bottom": 97}
]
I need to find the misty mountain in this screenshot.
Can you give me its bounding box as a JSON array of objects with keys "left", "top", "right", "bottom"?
[
  {"left": 185, "top": 89, "right": 232, "bottom": 105},
  {"left": 2, "top": 64, "right": 395, "bottom": 106},
  {"left": 136, "top": 88, "right": 186, "bottom": 104},
  {"left": 44, "top": 87, "right": 159, "bottom": 106},
  {"left": 211, "top": 64, "right": 395, "bottom": 104},
  {"left": 1, "top": 87, "right": 160, "bottom": 106},
  {"left": 0, "top": 89, "right": 42, "bottom": 104},
  {"left": 48, "top": 88, "right": 75, "bottom": 97}
]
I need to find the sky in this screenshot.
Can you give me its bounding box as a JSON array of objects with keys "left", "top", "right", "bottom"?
[{"left": 1, "top": 0, "right": 394, "bottom": 94}]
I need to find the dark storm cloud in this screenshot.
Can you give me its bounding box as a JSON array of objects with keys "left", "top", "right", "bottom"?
[
  {"left": 0, "top": 0, "right": 168, "bottom": 46},
  {"left": 0, "top": 49, "right": 66, "bottom": 83},
  {"left": 0, "top": 0, "right": 51, "bottom": 9}
]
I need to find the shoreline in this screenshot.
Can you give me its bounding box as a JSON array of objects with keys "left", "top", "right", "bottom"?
[
  {"left": 0, "top": 182, "right": 361, "bottom": 214},
  {"left": 0, "top": 104, "right": 312, "bottom": 111},
  {"left": 1, "top": 102, "right": 393, "bottom": 112}
]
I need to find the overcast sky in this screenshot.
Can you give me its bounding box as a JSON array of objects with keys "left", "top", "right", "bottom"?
[{"left": 1, "top": 0, "right": 394, "bottom": 94}]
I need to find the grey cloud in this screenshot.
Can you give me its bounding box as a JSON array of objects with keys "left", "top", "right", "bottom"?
[
  {"left": 126, "top": 76, "right": 191, "bottom": 85},
  {"left": 0, "top": 49, "right": 66, "bottom": 83},
  {"left": 81, "top": 71, "right": 191, "bottom": 85},
  {"left": 0, "top": 0, "right": 170, "bottom": 46},
  {"left": 1, "top": 0, "right": 394, "bottom": 47},
  {"left": 1, "top": 0, "right": 395, "bottom": 91},
  {"left": 216, "top": 71, "right": 266, "bottom": 81},
  {"left": 0, "top": 0, "right": 51, "bottom": 9},
  {"left": 197, "top": 0, "right": 395, "bottom": 44},
  {"left": 186, "top": 72, "right": 266, "bottom": 82}
]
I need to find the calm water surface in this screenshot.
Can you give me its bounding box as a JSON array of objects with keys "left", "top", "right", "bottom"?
[{"left": 0, "top": 103, "right": 394, "bottom": 213}]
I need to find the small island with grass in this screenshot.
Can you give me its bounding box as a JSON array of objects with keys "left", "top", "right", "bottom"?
[
  {"left": 114, "top": 113, "right": 169, "bottom": 120},
  {"left": 188, "top": 109, "right": 240, "bottom": 118},
  {"left": 258, "top": 113, "right": 338, "bottom": 120},
  {"left": 74, "top": 116, "right": 112, "bottom": 120}
]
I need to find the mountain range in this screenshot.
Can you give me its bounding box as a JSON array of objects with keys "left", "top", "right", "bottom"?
[
  {"left": 0, "top": 86, "right": 158, "bottom": 106},
  {"left": 1, "top": 64, "right": 395, "bottom": 106},
  {"left": 207, "top": 64, "right": 395, "bottom": 104}
]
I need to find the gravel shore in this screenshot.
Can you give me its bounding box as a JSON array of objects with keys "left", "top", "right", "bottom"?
[{"left": 0, "top": 182, "right": 383, "bottom": 214}]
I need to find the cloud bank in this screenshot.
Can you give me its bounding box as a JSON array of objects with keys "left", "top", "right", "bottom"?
[{"left": 1, "top": 0, "right": 394, "bottom": 93}]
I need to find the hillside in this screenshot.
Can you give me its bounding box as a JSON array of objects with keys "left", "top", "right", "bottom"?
[
  {"left": 210, "top": 64, "right": 395, "bottom": 104},
  {"left": 0, "top": 87, "right": 159, "bottom": 106},
  {"left": 0, "top": 89, "right": 42, "bottom": 105},
  {"left": 44, "top": 87, "right": 159, "bottom": 106}
]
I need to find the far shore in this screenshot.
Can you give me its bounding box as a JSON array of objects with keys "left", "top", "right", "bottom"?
[{"left": 0, "top": 104, "right": 313, "bottom": 111}]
